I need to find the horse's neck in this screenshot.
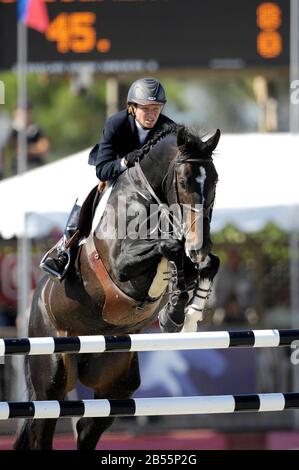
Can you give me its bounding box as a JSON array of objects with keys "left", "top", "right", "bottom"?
[{"left": 140, "top": 141, "right": 176, "bottom": 193}]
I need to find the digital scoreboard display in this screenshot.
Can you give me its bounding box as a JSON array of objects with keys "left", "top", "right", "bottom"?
[{"left": 0, "top": 0, "right": 290, "bottom": 72}]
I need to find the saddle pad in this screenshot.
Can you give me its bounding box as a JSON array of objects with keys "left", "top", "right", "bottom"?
[{"left": 91, "top": 181, "right": 115, "bottom": 234}]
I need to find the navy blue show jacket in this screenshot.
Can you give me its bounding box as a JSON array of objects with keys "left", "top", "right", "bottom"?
[{"left": 88, "top": 109, "right": 175, "bottom": 181}]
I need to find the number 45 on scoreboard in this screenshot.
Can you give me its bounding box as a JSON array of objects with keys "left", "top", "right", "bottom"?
[{"left": 46, "top": 12, "right": 111, "bottom": 54}]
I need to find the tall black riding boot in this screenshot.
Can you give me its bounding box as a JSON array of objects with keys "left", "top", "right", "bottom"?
[{"left": 40, "top": 202, "right": 81, "bottom": 281}]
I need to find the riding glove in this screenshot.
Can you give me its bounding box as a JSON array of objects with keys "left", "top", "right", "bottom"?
[{"left": 124, "top": 149, "right": 144, "bottom": 167}]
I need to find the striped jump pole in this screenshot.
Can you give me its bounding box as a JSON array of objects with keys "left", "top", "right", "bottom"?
[
  {"left": 1, "top": 393, "right": 299, "bottom": 420},
  {"left": 1, "top": 329, "right": 299, "bottom": 356}
]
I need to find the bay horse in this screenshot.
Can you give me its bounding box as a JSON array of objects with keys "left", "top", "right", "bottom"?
[{"left": 14, "top": 125, "right": 220, "bottom": 450}]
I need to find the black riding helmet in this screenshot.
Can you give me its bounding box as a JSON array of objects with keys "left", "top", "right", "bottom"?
[{"left": 127, "top": 77, "right": 167, "bottom": 106}]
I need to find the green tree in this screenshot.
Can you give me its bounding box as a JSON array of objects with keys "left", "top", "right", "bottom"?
[
  {"left": 0, "top": 72, "right": 107, "bottom": 171},
  {"left": 213, "top": 223, "right": 290, "bottom": 312}
]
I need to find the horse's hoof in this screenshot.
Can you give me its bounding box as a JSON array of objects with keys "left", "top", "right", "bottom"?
[{"left": 158, "top": 307, "right": 184, "bottom": 333}]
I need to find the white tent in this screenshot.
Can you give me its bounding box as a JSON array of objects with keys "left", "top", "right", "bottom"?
[
  {"left": 0, "top": 133, "right": 299, "bottom": 238},
  {"left": 0, "top": 149, "right": 98, "bottom": 239},
  {"left": 212, "top": 133, "right": 299, "bottom": 232}
]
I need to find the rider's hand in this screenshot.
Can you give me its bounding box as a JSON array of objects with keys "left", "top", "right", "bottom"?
[{"left": 124, "top": 149, "right": 143, "bottom": 168}]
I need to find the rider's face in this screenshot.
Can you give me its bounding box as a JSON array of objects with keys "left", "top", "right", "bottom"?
[{"left": 134, "top": 104, "right": 162, "bottom": 129}]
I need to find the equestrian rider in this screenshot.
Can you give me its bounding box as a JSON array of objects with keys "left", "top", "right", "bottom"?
[{"left": 41, "top": 77, "right": 175, "bottom": 280}]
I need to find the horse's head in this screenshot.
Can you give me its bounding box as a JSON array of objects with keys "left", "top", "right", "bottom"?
[
  {"left": 167, "top": 127, "right": 220, "bottom": 264},
  {"left": 130, "top": 125, "right": 219, "bottom": 265}
]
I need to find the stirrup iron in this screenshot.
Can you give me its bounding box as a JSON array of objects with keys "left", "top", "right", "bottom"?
[{"left": 40, "top": 250, "right": 71, "bottom": 282}]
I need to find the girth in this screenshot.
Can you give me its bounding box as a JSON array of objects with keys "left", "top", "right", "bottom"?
[{"left": 85, "top": 236, "right": 163, "bottom": 326}]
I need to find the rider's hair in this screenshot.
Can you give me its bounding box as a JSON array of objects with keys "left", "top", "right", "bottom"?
[{"left": 127, "top": 104, "right": 135, "bottom": 116}]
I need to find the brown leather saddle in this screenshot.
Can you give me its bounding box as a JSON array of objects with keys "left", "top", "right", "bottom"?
[{"left": 78, "top": 184, "right": 165, "bottom": 327}]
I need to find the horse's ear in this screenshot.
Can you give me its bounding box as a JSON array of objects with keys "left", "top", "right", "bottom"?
[
  {"left": 177, "top": 126, "right": 188, "bottom": 147},
  {"left": 203, "top": 129, "right": 221, "bottom": 153}
]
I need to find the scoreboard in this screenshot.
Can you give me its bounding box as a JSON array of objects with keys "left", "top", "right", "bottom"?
[{"left": 0, "top": 0, "right": 290, "bottom": 73}]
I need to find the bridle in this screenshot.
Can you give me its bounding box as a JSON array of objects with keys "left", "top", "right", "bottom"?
[
  {"left": 132, "top": 152, "right": 216, "bottom": 239},
  {"left": 165, "top": 156, "right": 216, "bottom": 219}
]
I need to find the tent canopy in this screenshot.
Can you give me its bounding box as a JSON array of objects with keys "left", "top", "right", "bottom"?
[
  {"left": 0, "top": 133, "right": 298, "bottom": 238},
  {"left": 213, "top": 133, "right": 299, "bottom": 232},
  {"left": 0, "top": 150, "right": 98, "bottom": 238}
]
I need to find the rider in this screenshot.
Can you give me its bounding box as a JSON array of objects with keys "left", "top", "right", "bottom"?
[{"left": 41, "top": 77, "right": 175, "bottom": 280}]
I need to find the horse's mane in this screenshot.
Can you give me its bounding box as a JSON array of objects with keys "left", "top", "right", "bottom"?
[
  {"left": 139, "top": 124, "right": 214, "bottom": 161},
  {"left": 139, "top": 123, "right": 178, "bottom": 158}
]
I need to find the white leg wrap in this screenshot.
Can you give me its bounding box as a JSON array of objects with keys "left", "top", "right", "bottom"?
[{"left": 182, "top": 278, "right": 212, "bottom": 332}]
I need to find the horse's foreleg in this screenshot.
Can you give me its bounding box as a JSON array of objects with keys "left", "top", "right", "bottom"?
[
  {"left": 182, "top": 253, "right": 220, "bottom": 332},
  {"left": 115, "top": 239, "right": 161, "bottom": 282},
  {"left": 158, "top": 240, "right": 189, "bottom": 333}
]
